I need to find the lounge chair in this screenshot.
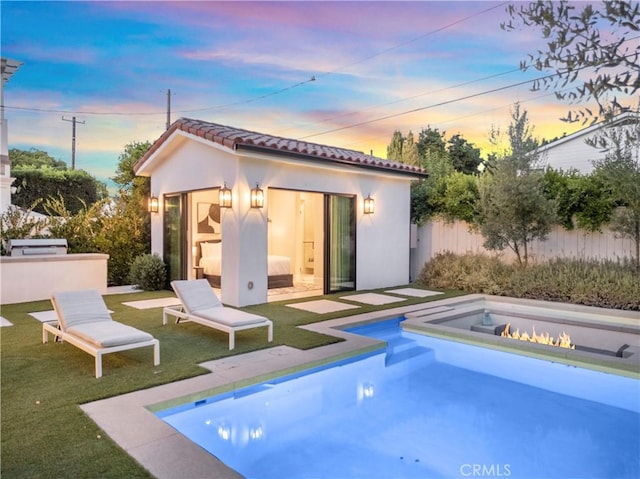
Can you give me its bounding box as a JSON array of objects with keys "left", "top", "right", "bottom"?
[
  {"left": 164, "top": 279, "right": 273, "bottom": 350},
  {"left": 44, "top": 289, "right": 160, "bottom": 378}
]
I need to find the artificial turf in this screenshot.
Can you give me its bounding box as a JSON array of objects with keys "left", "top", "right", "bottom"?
[{"left": 1, "top": 286, "right": 461, "bottom": 478}]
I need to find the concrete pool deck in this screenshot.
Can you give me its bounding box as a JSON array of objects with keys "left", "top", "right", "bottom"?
[{"left": 81, "top": 295, "right": 640, "bottom": 479}]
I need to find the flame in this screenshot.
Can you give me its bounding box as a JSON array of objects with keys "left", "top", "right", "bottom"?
[{"left": 501, "top": 323, "right": 575, "bottom": 349}]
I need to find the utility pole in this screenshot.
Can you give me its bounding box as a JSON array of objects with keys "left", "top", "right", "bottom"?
[
  {"left": 166, "top": 88, "right": 171, "bottom": 130},
  {"left": 61, "top": 116, "right": 85, "bottom": 170}
]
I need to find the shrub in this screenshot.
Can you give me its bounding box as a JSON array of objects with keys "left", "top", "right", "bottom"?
[
  {"left": 12, "top": 167, "right": 107, "bottom": 214},
  {"left": 418, "top": 252, "right": 639, "bottom": 310},
  {"left": 129, "top": 254, "right": 166, "bottom": 291},
  {"left": 0, "top": 202, "right": 48, "bottom": 255}
]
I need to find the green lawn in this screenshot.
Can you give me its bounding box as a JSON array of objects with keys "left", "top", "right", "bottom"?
[{"left": 1, "top": 286, "right": 461, "bottom": 478}]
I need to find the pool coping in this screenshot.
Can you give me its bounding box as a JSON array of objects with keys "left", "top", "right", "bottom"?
[{"left": 80, "top": 295, "right": 640, "bottom": 478}]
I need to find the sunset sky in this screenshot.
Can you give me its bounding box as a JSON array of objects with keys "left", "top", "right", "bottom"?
[{"left": 2, "top": 1, "right": 627, "bottom": 188}]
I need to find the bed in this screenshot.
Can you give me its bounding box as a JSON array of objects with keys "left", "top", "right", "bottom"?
[{"left": 197, "top": 240, "right": 293, "bottom": 289}]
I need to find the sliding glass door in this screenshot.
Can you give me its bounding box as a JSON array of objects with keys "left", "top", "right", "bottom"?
[
  {"left": 325, "top": 194, "right": 355, "bottom": 293},
  {"left": 163, "top": 194, "right": 187, "bottom": 284}
]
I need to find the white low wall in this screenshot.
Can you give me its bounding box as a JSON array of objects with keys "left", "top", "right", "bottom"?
[
  {"left": 0, "top": 253, "right": 109, "bottom": 305},
  {"left": 411, "top": 219, "right": 634, "bottom": 278}
]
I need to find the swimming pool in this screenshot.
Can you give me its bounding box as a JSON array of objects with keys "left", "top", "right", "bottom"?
[{"left": 157, "top": 318, "right": 640, "bottom": 479}]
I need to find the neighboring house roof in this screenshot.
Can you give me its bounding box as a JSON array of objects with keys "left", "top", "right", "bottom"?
[
  {"left": 538, "top": 112, "right": 639, "bottom": 153},
  {"left": 134, "top": 117, "right": 427, "bottom": 178}
]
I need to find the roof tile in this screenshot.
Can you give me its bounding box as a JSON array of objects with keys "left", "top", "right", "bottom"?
[{"left": 135, "top": 117, "right": 428, "bottom": 177}]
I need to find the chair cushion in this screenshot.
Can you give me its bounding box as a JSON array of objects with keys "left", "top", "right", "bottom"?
[
  {"left": 68, "top": 321, "right": 154, "bottom": 348},
  {"left": 171, "top": 279, "right": 222, "bottom": 313},
  {"left": 194, "top": 307, "right": 268, "bottom": 327},
  {"left": 52, "top": 290, "right": 112, "bottom": 330}
]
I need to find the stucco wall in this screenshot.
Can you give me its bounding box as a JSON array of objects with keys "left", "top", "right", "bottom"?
[
  {"left": 146, "top": 131, "right": 413, "bottom": 306},
  {"left": 0, "top": 253, "right": 109, "bottom": 304}
]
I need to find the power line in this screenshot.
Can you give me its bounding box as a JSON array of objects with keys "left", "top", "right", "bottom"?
[
  {"left": 313, "top": 1, "right": 509, "bottom": 80},
  {"left": 174, "top": 77, "right": 317, "bottom": 114},
  {"left": 293, "top": 34, "right": 640, "bottom": 140},
  {"left": 274, "top": 66, "right": 524, "bottom": 137},
  {"left": 339, "top": 88, "right": 568, "bottom": 152},
  {"left": 5, "top": 12, "right": 637, "bottom": 142},
  {"left": 299, "top": 58, "right": 638, "bottom": 141},
  {"left": 299, "top": 72, "right": 564, "bottom": 140},
  {"left": 2, "top": 2, "right": 507, "bottom": 118}
]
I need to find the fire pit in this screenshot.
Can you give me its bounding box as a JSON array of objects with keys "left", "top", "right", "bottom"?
[
  {"left": 500, "top": 323, "right": 574, "bottom": 349},
  {"left": 402, "top": 294, "right": 640, "bottom": 377}
]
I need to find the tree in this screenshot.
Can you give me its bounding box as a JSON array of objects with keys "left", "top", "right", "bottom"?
[
  {"left": 9, "top": 148, "right": 107, "bottom": 214},
  {"left": 43, "top": 141, "right": 154, "bottom": 285},
  {"left": 503, "top": 0, "right": 640, "bottom": 124},
  {"left": 416, "top": 126, "right": 447, "bottom": 165},
  {"left": 386, "top": 130, "right": 419, "bottom": 165},
  {"left": 109, "top": 140, "right": 153, "bottom": 283},
  {"left": 402, "top": 131, "right": 420, "bottom": 166},
  {"left": 386, "top": 130, "right": 404, "bottom": 162},
  {"left": 592, "top": 123, "right": 640, "bottom": 272},
  {"left": 447, "top": 134, "right": 482, "bottom": 175},
  {"left": 410, "top": 146, "right": 453, "bottom": 225},
  {"left": 111, "top": 140, "right": 152, "bottom": 235},
  {"left": 476, "top": 105, "right": 557, "bottom": 265},
  {"left": 440, "top": 171, "right": 479, "bottom": 224},
  {"left": 12, "top": 168, "right": 108, "bottom": 214},
  {"left": 9, "top": 148, "right": 67, "bottom": 170},
  {"left": 112, "top": 141, "right": 152, "bottom": 191}
]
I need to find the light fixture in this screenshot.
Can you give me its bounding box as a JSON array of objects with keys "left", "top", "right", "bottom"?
[
  {"left": 219, "top": 182, "right": 232, "bottom": 208},
  {"left": 363, "top": 195, "right": 375, "bottom": 214},
  {"left": 250, "top": 183, "right": 264, "bottom": 208},
  {"left": 148, "top": 195, "right": 159, "bottom": 213}
]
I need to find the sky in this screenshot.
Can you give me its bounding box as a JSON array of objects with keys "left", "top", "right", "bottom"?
[{"left": 1, "top": 0, "right": 631, "bottom": 189}]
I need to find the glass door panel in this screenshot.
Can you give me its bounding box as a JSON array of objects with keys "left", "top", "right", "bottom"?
[
  {"left": 163, "top": 194, "right": 187, "bottom": 283},
  {"left": 325, "top": 194, "right": 355, "bottom": 293}
]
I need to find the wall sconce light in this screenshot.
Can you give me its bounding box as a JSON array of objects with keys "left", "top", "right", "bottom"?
[
  {"left": 148, "top": 195, "right": 159, "bottom": 213},
  {"left": 219, "top": 182, "right": 232, "bottom": 208},
  {"left": 363, "top": 195, "right": 375, "bottom": 214},
  {"left": 250, "top": 183, "right": 264, "bottom": 208}
]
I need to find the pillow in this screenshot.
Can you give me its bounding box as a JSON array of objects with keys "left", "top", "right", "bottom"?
[{"left": 200, "top": 241, "right": 221, "bottom": 258}]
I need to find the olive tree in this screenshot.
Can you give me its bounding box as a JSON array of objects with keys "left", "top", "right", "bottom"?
[
  {"left": 503, "top": 0, "right": 640, "bottom": 124},
  {"left": 476, "top": 105, "right": 557, "bottom": 265}
]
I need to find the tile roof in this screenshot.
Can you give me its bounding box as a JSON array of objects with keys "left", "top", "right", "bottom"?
[{"left": 135, "top": 117, "right": 427, "bottom": 177}]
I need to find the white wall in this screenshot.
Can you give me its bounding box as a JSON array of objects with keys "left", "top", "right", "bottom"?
[
  {"left": 540, "top": 118, "right": 638, "bottom": 174},
  {"left": 413, "top": 219, "right": 634, "bottom": 273},
  {"left": 356, "top": 178, "right": 411, "bottom": 290},
  {"left": 540, "top": 133, "right": 603, "bottom": 174},
  {"left": 145, "top": 131, "right": 413, "bottom": 306},
  {"left": 0, "top": 253, "right": 108, "bottom": 304}
]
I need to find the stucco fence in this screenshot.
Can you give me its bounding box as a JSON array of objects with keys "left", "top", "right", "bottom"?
[
  {"left": 409, "top": 219, "right": 635, "bottom": 281},
  {"left": 0, "top": 253, "right": 108, "bottom": 305}
]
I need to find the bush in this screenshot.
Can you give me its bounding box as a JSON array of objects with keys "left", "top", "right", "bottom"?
[
  {"left": 0, "top": 203, "right": 48, "bottom": 255},
  {"left": 12, "top": 167, "right": 107, "bottom": 214},
  {"left": 418, "top": 252, "right": 639, "bottom": 310},
  {"left": 129, "top": 254, "right": 166, "bottom": 291}
]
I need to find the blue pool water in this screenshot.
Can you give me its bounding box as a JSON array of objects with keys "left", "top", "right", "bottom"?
[{"left": 158, "top": 318, "right": 640, "bottom": 479}]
